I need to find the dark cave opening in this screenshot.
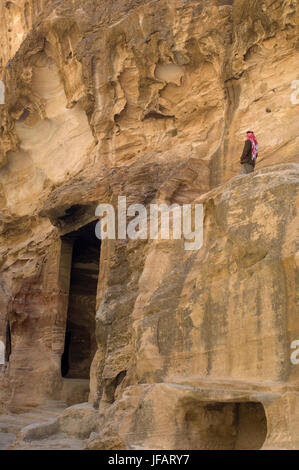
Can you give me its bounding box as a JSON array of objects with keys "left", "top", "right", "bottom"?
[
  {"left": 182, "top": 401, "right": 267, "bottom": 450},
  {"left": 5, "top": 321, "right": 11, "bottom": 363},
  {"left": 61, "top": 221, "right": 101, "bottom": 379},
  {"left": 61, "top": 330, "right": 71, "bottom": 377}
]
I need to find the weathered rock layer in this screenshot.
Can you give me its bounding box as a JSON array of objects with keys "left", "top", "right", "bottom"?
[{"left": 0, "top": 0, "right": 298, "bottom": 450}]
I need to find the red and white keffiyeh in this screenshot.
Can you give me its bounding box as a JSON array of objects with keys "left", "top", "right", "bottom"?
[{"left": 247, "top": 132, "right": 258, "bottom": 162}]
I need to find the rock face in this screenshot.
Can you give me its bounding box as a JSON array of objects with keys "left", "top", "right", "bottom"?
[{"left": 0, "top": 0, "right": 298, "bottom": 450}]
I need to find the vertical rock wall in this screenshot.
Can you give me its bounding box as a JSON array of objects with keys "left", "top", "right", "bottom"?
[{"left": 0, "top": 0, "right": 298, "bottom": 449}]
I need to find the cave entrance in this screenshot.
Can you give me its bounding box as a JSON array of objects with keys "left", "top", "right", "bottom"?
[
  {"left": 182, "top": 401, "right": 267, "bottom": 450},
  {"left": 61, "top": 221, "right": 101, "bottom": 379},
  {"left": 5, "top": 321, "right": 11, "bottom": 363}
]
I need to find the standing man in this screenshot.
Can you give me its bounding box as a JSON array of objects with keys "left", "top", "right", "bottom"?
[{"left": 240, "top": 131, "right": 259, "bottom": 174}]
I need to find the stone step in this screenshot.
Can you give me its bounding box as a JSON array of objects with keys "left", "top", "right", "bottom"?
[
  {"left": 18, "top": 401, "right": 67, "bottom": 413},
  {"left": 0, "top": 400, "right": 68, "bottom": 450},
  {"left": 0, "top": 412, "right": 56, "bottom": 425},
  {"left": 14, "top": 434, "right": 85, "bottom": 450},
  {"left": 36, "top": 400, "right": 67, "bottom": 409},
  {"left": 0, "top": 433, "right": 16, "bottom": 451},
  {"left": 0, "top": 416, "right": 53, "bottom": 434},
  {"left": 0, "top": 422, "right": 30, "bottom": 434},
  {"left": 20, "top": 409, "right": 66, "bottom": 420}
]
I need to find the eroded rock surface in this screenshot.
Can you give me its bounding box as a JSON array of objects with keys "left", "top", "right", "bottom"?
[{"left": 0, "top": 0, "right": 298, "bottom": 450}]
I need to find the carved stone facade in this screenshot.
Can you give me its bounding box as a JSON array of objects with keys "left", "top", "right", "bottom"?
[{"left": 0, "top": 0, "right": 298, "bottom": 450}]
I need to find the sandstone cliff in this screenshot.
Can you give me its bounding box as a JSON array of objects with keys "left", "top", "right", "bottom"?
[{"left": 0, "top": 0, "right": 298, "bottom": 450}]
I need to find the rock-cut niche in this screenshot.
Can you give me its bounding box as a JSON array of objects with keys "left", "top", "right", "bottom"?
[
  {"left": 60, "top": 221, "right": 101, "bottom": 379},
  {"left": 181, "top": 401, "right": 267, "bottom": 450}
]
